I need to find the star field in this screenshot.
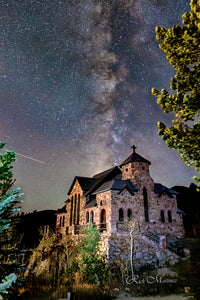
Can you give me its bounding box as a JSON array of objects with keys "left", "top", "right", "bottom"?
[{"left": 0, "top": 0, "right": 196, "bottom": 211}]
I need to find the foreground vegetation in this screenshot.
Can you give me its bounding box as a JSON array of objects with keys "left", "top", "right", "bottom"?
[
  {"left": 18, "top": 224, "right": 200, "bottom": 299},
  {"left": 0, "top": 144, "right": 23, "bottom": 299}
]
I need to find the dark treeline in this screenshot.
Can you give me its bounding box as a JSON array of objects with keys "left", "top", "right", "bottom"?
[{"left": 3, "top": 209, "right": 56, "bottom": 250}]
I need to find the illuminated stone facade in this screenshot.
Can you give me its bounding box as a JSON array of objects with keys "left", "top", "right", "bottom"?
[{"left": 56, "top": 146, "right": 185, "bottom": 266}]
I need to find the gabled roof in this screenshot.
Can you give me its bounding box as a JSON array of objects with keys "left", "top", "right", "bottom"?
[
  {"left": 84, "top": 166, "right": 122, "bottom": 197},
  {"left": 92, "top": 166, "right": 121, "bottom": 179},
  {"left": 84, "top": 198, "right": 97, "bottom": 209},
  {"left": 154, "top": 183, "right": 178, "bottom": 196},
  {"left": 118, "top": 185, "right": 136, "bottom": 196},
  {"left": 68, "top": 176, "right": 97, "bottom": 195},
  {"left": 56, "top": 205, "right": 67, "bottom": 215},
  {"left": 120, "top": 151, "right": 151, "bottom": 167},
  {"left": 93, "top": 179, "right": 138, "bottom": 195}
]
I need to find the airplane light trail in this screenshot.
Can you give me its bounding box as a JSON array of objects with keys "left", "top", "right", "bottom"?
[{"left": 5, "top": 149, "right": 45, "bottom": 164}]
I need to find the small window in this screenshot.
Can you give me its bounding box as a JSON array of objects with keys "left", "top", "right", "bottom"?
[
  {"left": 126, "top": 168, "right": 128, "bottom": 172},
  {"left": 90, "top": 211, "right": 94, "bottom": 223},
  {"left": 127, "top": 209, "right": 132, "bottom": 220},
  {"left": 168, "top": 210, "right": 172, "bottom": 223},
  {"left": 86, "top": 211, "right": 89, "bottom": 223},
  {"left": 59, "top": 216, "right": 62, "bottom": 227},
  {"left": 160, "top": 210, "right": 165, "bottom": 223},
  {"left": 119, "top": 208, "right": 124, "bottom": 222}
]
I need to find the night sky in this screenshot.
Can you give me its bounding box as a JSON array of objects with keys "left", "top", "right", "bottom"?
[{"left": 0, "top": 0, "right": 196, "bottom": 212}]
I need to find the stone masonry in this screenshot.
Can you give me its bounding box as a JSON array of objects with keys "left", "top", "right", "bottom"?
[{"left": 56, "top": 146, "right": 186, "bottom": 268}]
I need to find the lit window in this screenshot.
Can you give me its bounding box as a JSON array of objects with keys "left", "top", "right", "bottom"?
[{"left": 100, "top": 209, "right": 106, "bottom": 232}]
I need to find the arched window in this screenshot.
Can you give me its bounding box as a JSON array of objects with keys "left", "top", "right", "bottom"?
[
  {"left": 70, "top": 196, "right": 73, "bottom": 226},
  {"left": 73, "top": 194, "right": 77, "bottom": 225},
  {"left": 143, "top": 187, "right": 149, "bottom": 222},
  {"left": 77, "top": 194, "right": 80, "bottom": 225},
  {"left": 119, "top": 208, "right": 124, "bottom": 222},
  {"left": 90, "top": 211, "right": 94, "bottom": 223},
  {"left": 100, "top": 209, "right": 106, "bottom": 232},
  {"left": 86, "top": 211, "right": 89, "bottom": 223},
  {"left": 168, "top": 210, "right": 172, "bottom": 223},
  {"left": 62, "top": 216, "right": 65, "bottom": 227},
  {"left": 127, "top": 209, "right": 132, "bottom": 220},
  {"left": 160, "top": 210, "right": 165, "bottom": 223}
]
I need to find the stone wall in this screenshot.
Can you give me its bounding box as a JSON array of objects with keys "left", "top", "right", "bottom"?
[
  {"left": 122, "top": 162, "right": 154, "bottom": 190},
  {"left": 99, "top": 233, "right": 181, "bottom": 269},
  {"left": 56, "top": 213, "right": 67, "bottom": 236},
  {"left": 56, "top": 179, "right": 86, "bottom": 236},
  {"left": 96, "top": 191, "right": 112, "bottom": 233},
  {"left": 109, "top": 188, "right": 184, "bottom": 239}
]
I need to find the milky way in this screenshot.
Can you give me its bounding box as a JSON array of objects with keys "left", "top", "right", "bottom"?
[{"left": 0, "top": 0, "right": 196, "bottom": 211}]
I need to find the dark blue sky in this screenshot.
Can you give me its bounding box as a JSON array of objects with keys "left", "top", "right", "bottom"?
[{"left": 0, "top": 0, "right": 195, "bottom": 212}]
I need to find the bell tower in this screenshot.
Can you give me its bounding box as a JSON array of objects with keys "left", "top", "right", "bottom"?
[{"left": 120, "top": 145, "right": 153, "bottom": 189}]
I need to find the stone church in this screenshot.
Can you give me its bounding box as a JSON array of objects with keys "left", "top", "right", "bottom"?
[{"left": 56, "top": 146, "right": 185, "bottom": 266}]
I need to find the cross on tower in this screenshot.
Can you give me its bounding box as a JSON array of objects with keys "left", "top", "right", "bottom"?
[{"left": 131, "top": 145, "right": 137, "bottom": 153}]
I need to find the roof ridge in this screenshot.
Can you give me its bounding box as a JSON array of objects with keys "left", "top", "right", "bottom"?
[
  {"left": 120, "top": 151, "right": 151, "bottom": 167},
  {"left": 85, "top": 166, "right": 121, "bottom": 197},
  {"left": 92, "top": 166, "right": 119, "bottom": 178}
]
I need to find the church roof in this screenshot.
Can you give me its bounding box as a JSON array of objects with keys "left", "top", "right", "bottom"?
[
  {"left": 84, "top": 198, "right": 97, "bottom": 209},
  {"left": 154, "top": 183, "right": 178, "bottom": 196},
  {"left": 68, "top": 176, "right": 97, "bottom": 195},
  {"left": 93, "top": 179, "right": 138, "bottom": 195},
  {"left": 120, "top": 145, "right": 151, "bottom": 167},
  {"left": 92, "top": 166, "right": 120, "bottom": 179},
  {"left": 84, "top": 166, "right": 121, "bottom": 197},
  {"left": 56, "top": 205, "right": 67, "bottom": 214},
  {"left": 68, "top": 166, "right": 122, "bottom": 196}
]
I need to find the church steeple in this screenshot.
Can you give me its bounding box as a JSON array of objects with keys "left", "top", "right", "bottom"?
[
  {"left": 120, "top": 145, "right": 153, "bottom": 188},
  {"left": 120, "top": 145, "right": 151, "bottom": 167}
]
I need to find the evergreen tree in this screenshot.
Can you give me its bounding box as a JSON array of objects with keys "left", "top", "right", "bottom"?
[
  {"left": 0, "top": 143, "right": 23, "bottom": 299},
  {"left": 78, "top": 222, "right": 100, "bottom": 255},
  {"left": 152, "top": 0, "right": 200, "bottom": 184},
  {"left": 78, "top": 223, "right": 107, "bottom": 285}
]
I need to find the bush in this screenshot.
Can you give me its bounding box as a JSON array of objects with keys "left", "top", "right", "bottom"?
[{"left": 79, "top": 254, "right": 107, "bottom": 285}]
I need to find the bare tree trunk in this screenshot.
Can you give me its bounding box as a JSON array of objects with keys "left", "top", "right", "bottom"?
[{"left": 130, "top": 231, "right": 134, "bottom": 279}]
